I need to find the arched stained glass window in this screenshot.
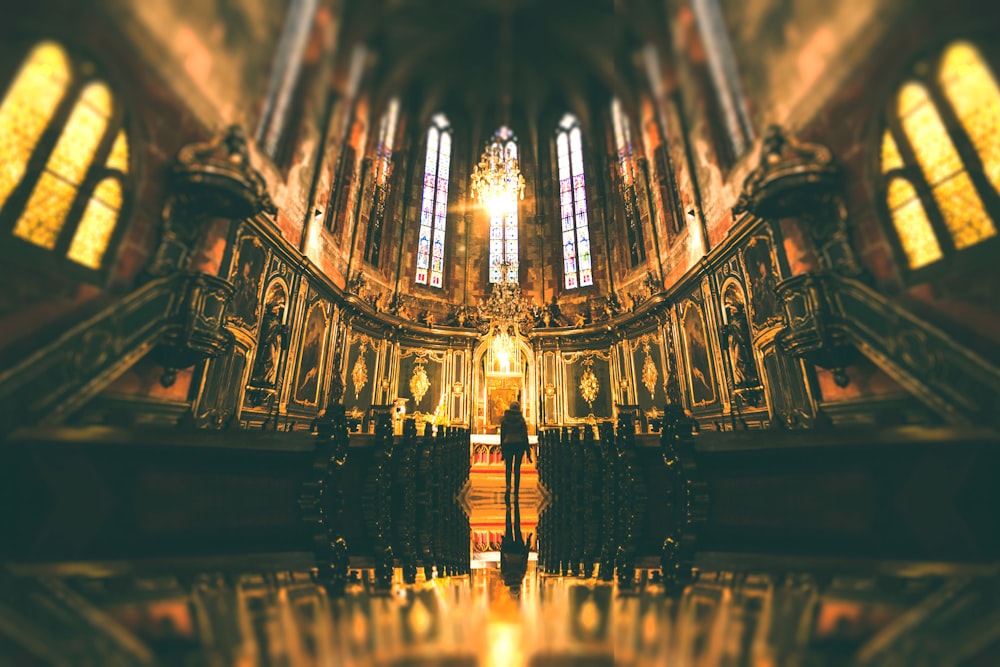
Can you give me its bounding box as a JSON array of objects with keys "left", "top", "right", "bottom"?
[
  {"left": 416, "top": 113, "right": 451, "bottom": 288},
  {"left": 611, "top": 98, "right": 646, "bottom": 266},
  {"left": 691, "top": 0, "right": 754, "bottom": 161},
  {"left": 556, "top": 114, "right": 592, "bottom": 289},
  {"left": 489, "top": 125, "right": 519, "bottom": 284},
  {"left": 364, "top": 97, "right": 399, "bottom": 266},
  {"left": 880, "top": 41, "right": 999, "bottom": 274},
  {"left": 0, "top": 41, "right": 130, "bottom": 275},
  {"left": 255, "top": 0, "right": 319, "bottom": 165}
]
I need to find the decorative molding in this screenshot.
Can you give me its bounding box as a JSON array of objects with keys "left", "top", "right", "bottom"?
[{"left": 779, "top": 272, "right": 1000, "bottom": 426}]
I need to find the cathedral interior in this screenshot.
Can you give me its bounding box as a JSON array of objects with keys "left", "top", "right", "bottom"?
[{"left": 1, "top": 0, "right": 1000, "bottom": 664}]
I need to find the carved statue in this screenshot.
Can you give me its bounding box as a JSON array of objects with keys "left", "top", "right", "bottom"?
[
  {"left": 722, "top": 302, "right": 757, "bottom": 388},
  {"left": 250, "top": 302, "right": 288, "bottom": 388}
]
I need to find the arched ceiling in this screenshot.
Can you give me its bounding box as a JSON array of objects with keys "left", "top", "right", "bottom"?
[{"left": 340, "top": 0, "right": 660, "bottom": 128}]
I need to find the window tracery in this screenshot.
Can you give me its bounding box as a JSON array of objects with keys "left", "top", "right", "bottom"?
[
  {"left": 880, "top": 41, "right": 998, "bottom": 273},
  {"left": 489, "top": 125, "right": 519, "bottom": 284},
  {"left": 416, "top": 113, "right": 451, "bottom": 288},
  {"left": 612, "top": 98, "right": 646, "bottom": 266},
  {"left": 0, "top": 41, "right": 130, "bottom": 274},
  {"left": 364, "top": 97, "right": 399, "bottom": 266},
  {"left": 556, "top": 114, "right": 592, "bottom": 289}
]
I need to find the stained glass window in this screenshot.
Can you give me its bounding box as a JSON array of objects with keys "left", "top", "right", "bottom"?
[
  {"left": 612, "top": 98, "right": 646, "bottom": 266},
  {"left": 556, "top": 114, "right": 593, "bottom": 289},
  {"left": 255, "top": 0, "right": 319, "bottom": 163},
  {"left": 364, "top": 98, "right": 400, "bottom": 266},
  {"left": 488, "top": 126, "right": 519, "bottom": 284},
  {"left": 691, "top": 0, "right": 754, "bottom": 159},
  {"left": 880, "top": 41, "right": 998, "bottom": 274},
  {"left": 415, "top": 113, "right": 451, "bottom": 288},
  {"left": 0, "top": 42, "right": 130, "bottom": 275}
]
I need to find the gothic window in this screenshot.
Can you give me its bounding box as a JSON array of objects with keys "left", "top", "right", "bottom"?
[
  {"left": 612, "top": 98, "right": 646, "bottom": 266},
  {"left": 415, "top": 113, "right": 451, "bottom": 288},
  {"left": 691, "top": 0, "right": 753, "bottom": 162},
  {"left": 556, "top": 114, "right": 593, "bottom": 289},
  {"left": 489, "top": 125, "right": 519, "bottom": 284},
  {"left": 255, "top": 0, "right": 319, "bottom": 166},
  {"left": 879, "top": 41, "right": 999, "bottom": 275},
  {"left": 0, "top": 41, "right": 131, "bottom": 277},
  {"left": 364, "top": 97, "right": 399, "bottom": 266}
]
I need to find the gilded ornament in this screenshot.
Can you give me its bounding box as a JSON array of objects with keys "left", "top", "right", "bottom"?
[
  {"left": 409, "top": 356, "right": 430, "bottom": 406},
  {"left": 641, "top": 341, "right": 659, "bottom": 398},
  {"left": 351, "top": 342, "right": 369, "bottom": 399},
  {"left": 579, "top": 357, "right": 600, "bottom": 408}
]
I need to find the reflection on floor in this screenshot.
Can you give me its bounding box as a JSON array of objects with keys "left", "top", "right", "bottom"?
[
  {"left": 43, "top": 565, "right": 999, "bottom": 665},
  {"left": 469, "top": 457, "right": 539, "bottom": 565}
]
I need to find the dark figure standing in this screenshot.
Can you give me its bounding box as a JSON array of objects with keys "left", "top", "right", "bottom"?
[{"left": 500, "top": 401, "right": 531, "bottom": 497}]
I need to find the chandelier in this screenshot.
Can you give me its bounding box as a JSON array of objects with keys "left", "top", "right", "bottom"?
[
  {"left": 470, "top": 128, "right": 525, "bottom": 215},
  {"left": 479, "top": 261, "right": 534, "bottom": 376}
]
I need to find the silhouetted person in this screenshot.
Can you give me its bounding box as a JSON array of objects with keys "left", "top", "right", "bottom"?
[
  {"left": 500, "top": 493, "right": 531, "bottom": 597},
  {"left": 500, "top": 400, "right": 531, "bottom": 497}
]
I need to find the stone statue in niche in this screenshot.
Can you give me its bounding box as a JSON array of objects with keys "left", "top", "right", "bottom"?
[
  {"left": 722, "top": 301, "right": 758, "bottom": 389},
  {"left": 250, "top": 299, "right": 288, "bottom": 389}
]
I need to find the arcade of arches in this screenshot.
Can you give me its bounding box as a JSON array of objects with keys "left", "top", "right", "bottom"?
[{"left": 1, "top": 0, "right": 1000, "bottom": 665}]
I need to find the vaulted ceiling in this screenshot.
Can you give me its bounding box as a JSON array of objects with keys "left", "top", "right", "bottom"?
[{"left": 340, "top": 0, "right": 664, "bottom": 129}]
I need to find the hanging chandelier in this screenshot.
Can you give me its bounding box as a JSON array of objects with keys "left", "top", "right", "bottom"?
[
  {"left": 470, "top": 129, "right": 525, "bottom": 215},
  {"left": 479, "top": 261, "right": 533, "bottom": 377}
]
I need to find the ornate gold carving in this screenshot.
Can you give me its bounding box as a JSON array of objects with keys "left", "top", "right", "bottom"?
[
  {"left": 641, "top": 341, "right": 659, "bottom": 398},
  {"left": 351, "top": 342, "right": 369, "bottom": 400},
  {"left": 579, "top": 357, "right": 599, "bottom": 408},
  {"left": 409, "top": 355, "right": 430, "bottom": 407},
  {"left": 173, "top": 125, "right": 276, "bottom": 219}
]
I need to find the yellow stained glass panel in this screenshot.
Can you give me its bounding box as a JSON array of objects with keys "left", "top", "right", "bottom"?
[
  {"left": 67, "top": 178, "right": 121, "bottom": 268},
  {"left": 105, "top": 130, "right": 129, "bottom": 173},
  {"left": 888, "top": 178, "right": 943, "bottom": 268},
  {"left": 12, "top": 83, "right": 111, "bottom": 248},
  {"left": 900, "top": 83, "right": 962, "bottom": 186},
  {"left": 881, "top": 130, "right": 904, "bottom": 173},
  {"left": 0, "top": 42, "right": 70, "bottom": 210},
  {"left": 11, "top": 172, "right": 78, "bottom": 249},
  {"left": 45, "top": 83, "right": 110, "bottom": 185},
  {"left": 80, "top": 83, "right": 112, "bottom": 118},
  {"left": 939, "top": 42, "right": 1000, "bottom": 194},
  {"left": 931, "top": 171, "right": 997, "bottom": 249},
  {"left": 897, "top": 81, "right": 928, "bottom": 117}
]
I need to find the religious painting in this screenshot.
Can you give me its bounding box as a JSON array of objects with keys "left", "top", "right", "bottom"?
[
  {"left": 229, "top": 235, "right": 267, "bottom": 328},
  {"left": 681, "top": 301, "right": 716, "bottom": 407},
  {"left": 293, "top": 300, "right": 329, "bottom": 407},
  {"left": 487, "top": 377, "right": 520, "bottom": 429},
  {"left": 742, "top": 235, "right": 782, "bottom": 330}
]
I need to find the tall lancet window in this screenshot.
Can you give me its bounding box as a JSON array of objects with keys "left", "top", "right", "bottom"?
[
  {"left": 612, "top": 98, "right": 646, "bottom": 266},
  {"left": 364, "top": 97, "right": 399, "bottom": 266},
  {"left": 488, "top": 126, "right": 520, "bottom": 284},
  {"left": 557, "top": 114, "right": 593, "bottom": 289},
  {"left": 416, "top": 113, "right": 451, "bottom": 287}
]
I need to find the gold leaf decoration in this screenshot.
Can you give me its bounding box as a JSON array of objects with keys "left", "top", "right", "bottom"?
[
  {"left": 579, "top": 357, "right": 599, "bottom": 408},
  {"left": 351, "top": 342, "right": 368, "bottom": 399},
  {"left": 409, "top": 356, "right": 430, "bottom": 407},
  {"left": 641, "top": 341, "right": 659, "bottom": 398}
]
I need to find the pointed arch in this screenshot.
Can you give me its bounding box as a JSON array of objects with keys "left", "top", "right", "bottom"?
[
  {"left": 556, "top": 113, "right": 593, "bottom": 289},
  {"left": 0, "top": 41, "right": 131, "bottom": 277},
  {"left": 416, "top": 113, "right": 451, "bottom": 287}
]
